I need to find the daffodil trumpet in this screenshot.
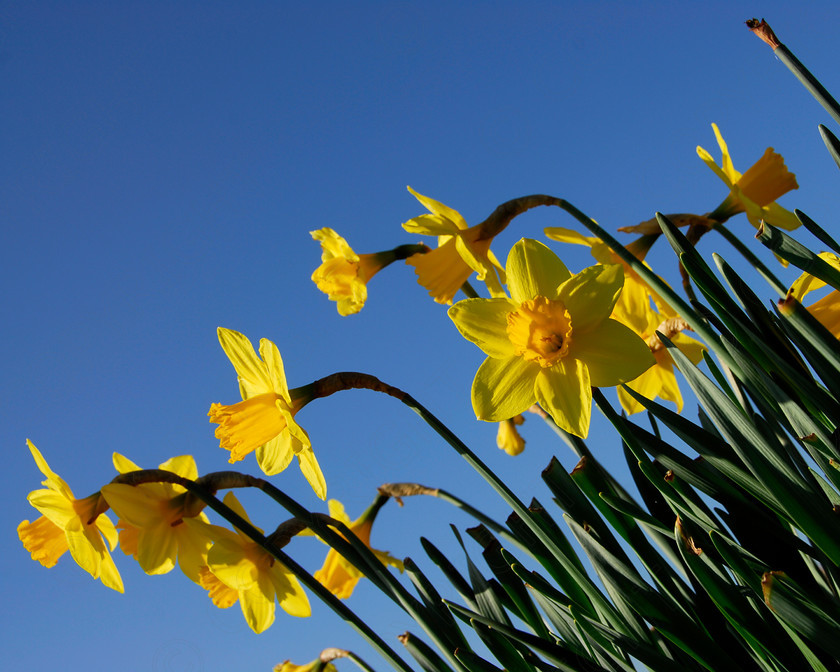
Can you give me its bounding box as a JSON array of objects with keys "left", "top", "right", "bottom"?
[{"left": 311, "top": 227, "right": 429, "bottom": 316}]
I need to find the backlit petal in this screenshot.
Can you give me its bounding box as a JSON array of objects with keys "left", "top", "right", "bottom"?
[
  {"left": 406, "top": 186, "right": 468, "bottom": 230},
  {"left": 448, "top": 298, "right": 516, "bottom": 358},
  {"left": 260, "top": 338, "right": 290, "bottom": 399},
  {"left": 240, "top": 578, "right": 275, "bottom": 633},
  {"left": 297, "top": 447, "right": 327, "bottom": 501},
  {"left": 570, "top": 318, "right": 654, "bottom": 387},
  {"left": 471, "top": 356, "right": 538, "bottom": 422},
  {"left": 535, "top": 361, "right": 591, "bottom": 438},
  {"left": 559, "top": 264, "right": 624, "bottom": 333},
  {"left": 507, "top": 239, "right": 571, "bottom": 304},
  {"left": 217, "top": 327, "right": 273, "bottom": 398}
]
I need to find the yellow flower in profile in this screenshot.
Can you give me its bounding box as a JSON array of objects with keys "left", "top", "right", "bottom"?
[
  {"left": 203, "top": 492, "right": 310, "bottom": 633},
  {"left": 310, "top": 229, "right": 383, "bottom": 316},
  {"left": 208, "top": 327, "right": 326, "bottom": 499},
  {"left": 611, "top": 300, "right": 706, "bottom": 414},
  {"left": 698, "top": 123, "right": 799, "bottom": 230},
  {"left": 313, "top": 499, "right": 403, "bottom": 599},
  {"left": 789, "top": 252, "right": 840, "bottom": 338},
  {"left": 18, "top": 440, "right": 123, "bottom": 592},
  {"left": 403, "top": 186, "right": 506, "bottom": 304},
  {"left": 497, "top": 415, "right": 526, "bottom": 456},
  {"left": 448, "top": 239, "right": 654, "bottom": 438},
  {"left": 101, "top": 453, "right": 211, "bottom": 583}
]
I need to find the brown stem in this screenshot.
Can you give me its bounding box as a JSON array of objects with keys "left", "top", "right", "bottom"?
[{"left": 476, "top": 194, "right": 564, "bottom": 240}]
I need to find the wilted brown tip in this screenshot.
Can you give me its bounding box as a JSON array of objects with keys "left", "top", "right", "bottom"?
[
  {"left": 746, "top": 18, "right": 781, "bottom": 50},
  {"left": 319, "top": 649, "right": 349, "bottom": 663},
  {"left": 377, "top": 482, "right": 439, "bottom": 506}
]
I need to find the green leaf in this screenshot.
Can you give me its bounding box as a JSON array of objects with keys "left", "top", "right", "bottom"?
[{"left": 756, "top": 221, "right": 840, "bottom": 291}]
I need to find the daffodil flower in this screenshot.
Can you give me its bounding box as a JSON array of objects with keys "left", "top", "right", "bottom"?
[
  {"left": 611, "top": 301, "right": 706, "bottom": 414},
  {"left": 311, "top": 499, "right": 403, "bottom": 599},
  {"left": 698, "top": 123, "right": 799, "bottom": 230},
  {"left": 448, "top": 239, "right": 654, "bottom": 438},
  {"left": 18, "top": 440, "right": 123, "bottom": 592},
  {"left": 310, "top": 228, "right": 381, "bottom": 316},
  {"left": 497, "top": 415, "right": 526, "bottom": 456},
  {"left": 789, "top": 252, "right": 840, "bottom": 338},
  {"left": 208, "top": 327, "right": 326, "bottom": 499},
  {"left": 310, "top": 229, "right": 425, "bottom": 316},
  {"left": 403, "top": 186, "right": 506, "bottom": 304},
  {"left": 101, "top": 453, "right": 211, "bottom": 583},
  {"left": 201, "top": 492, "right": 310, "bottom": 633}
]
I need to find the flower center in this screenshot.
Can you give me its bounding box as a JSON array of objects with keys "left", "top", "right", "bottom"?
[{"left": 506, "top": 296, "right": 573, "bottom": 367}]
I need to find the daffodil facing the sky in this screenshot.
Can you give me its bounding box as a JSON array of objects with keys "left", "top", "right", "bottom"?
[
  {"left": 403, "top": 186, "right": 506, "bottom": 304},
  {"left": 101, "top": 453, "right": 211, "bottom": 583},
  {"left": 310, "top": 228, "right": 426, "bottom": 316},
  {"left": 448, "top": 239, "right": 654, "bottom": 438},
  {"left": 18, "top": 440, "right": 123, "bottom": 592},
  {"left": 201, "top": 492, "right": 310, "bottom": 633},
  {"left": 698, "top": 122, "right": 799, "bottom": 230},
  {"left": 789, "top": 252, "right": 840, "bottom": 338},
  {"left": 208, "top": 327, "right": 326, "bottom": 499},
  {"left": 312, "top": 498, "right": 403, "bottom": 599}
]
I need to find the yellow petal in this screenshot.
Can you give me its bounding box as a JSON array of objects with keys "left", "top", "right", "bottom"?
[
  {"left": 406, "top": 186, "right": 468, "bottom": 230},
  {"left": 271, "top": 567, "right": 311, "bottom": 617},
  {"left": 27, "top": 489, "right": 75, "bottom": 529},
  {"left": 112, "top": 452, "right": 142, "bottom": 474},
  {"left": 569, "top": 319, "right": 655, "bottom": 387},
  {"left": 297, "top": 447, "right": 327, "bottom": 500},
  {"left": 535, "top": 361, "right": 591, "bottom": 439},
  {"left": 240, "top": 577, "right": 276, "bottom": 633},
  {"left": 471, "top": 356, "right": 538, "bottom": 422},
  {"left": 217, "top": 327, "right": 273, "bottom": 398},
  {"left": 558, "top": 264, "right": 623, "bottom": 333},
  {"left": 159, "top": 454, "right": 199, "bottom": 480},
  {"left": 402, "top": 213, "right": 461, "bottom": 236},
  {"left": 27, "top": 440, "right": 74, "bottom": 500},
  {"left": 18, "top": 516, "right": 68, "bottom": 567},
  {"left": 137, "top": 524, "right": 178, "bottom": 575},
  {"left": 255, "top": 433, "right": 296, "bottom": 476},
  {"left": 448, "top": 298, "right": 516, "bottom": 359},
  {"left": 506, "top": 239, "right": 571, "bottom": 304}
]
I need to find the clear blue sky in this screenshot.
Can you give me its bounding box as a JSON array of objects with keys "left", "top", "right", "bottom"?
[{"left": 4, "top": 2, "right": 840, "bottom": 670}]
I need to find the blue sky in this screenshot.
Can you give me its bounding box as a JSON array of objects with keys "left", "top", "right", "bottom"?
[{"left": 4, "top": 2, "right": 840, "bottom": 670}]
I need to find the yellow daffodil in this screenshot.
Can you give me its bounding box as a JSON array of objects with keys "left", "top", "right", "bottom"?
[
  {"left": 202, "top": 492, "right": 310, "bottom": 633},
  {"left": 312, "top": 498, "right": 403, "bottom": 599},
  {"left": 789, "top": 253, "right": 840, "bottom": 338},
  {"left": 310, "top": 229, "right": 429, "bottom": 315},
  {"left": 448, "top": 239, "right": 654, "bottom": 438},
  {"left": 101, "top": 453, "right": 211, "bottom": 583},
  {"left": 18, "top": 440, "right": 123, "bottom": 592},
  {"left": 403, "top": 186, "right": 506, "bottom": 304},
  {"left": 698, "top": 123, "right": 799, "bottom": 230},
  {"left": 497, "top": 415, "right": 526, "bottom": 456},
  {"left": 208, "top": 327, "right": 326, "bottom": 499},
  {"left": 611, "top": 300, "right": 706, "bottom": 414},
  {"left": 311, "top": 229, "right": 380, "bottom": 316},
  {"left": 544, "top": 227, "right": 672, "bottom": 319}
]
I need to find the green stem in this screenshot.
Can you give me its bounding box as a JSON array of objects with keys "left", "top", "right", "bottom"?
[
  {"left": 255, "top": 480, "right": 470, "bottom": 672},
  {"left": 712, "top": 221, "right": 786, "bottom": 295}
]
